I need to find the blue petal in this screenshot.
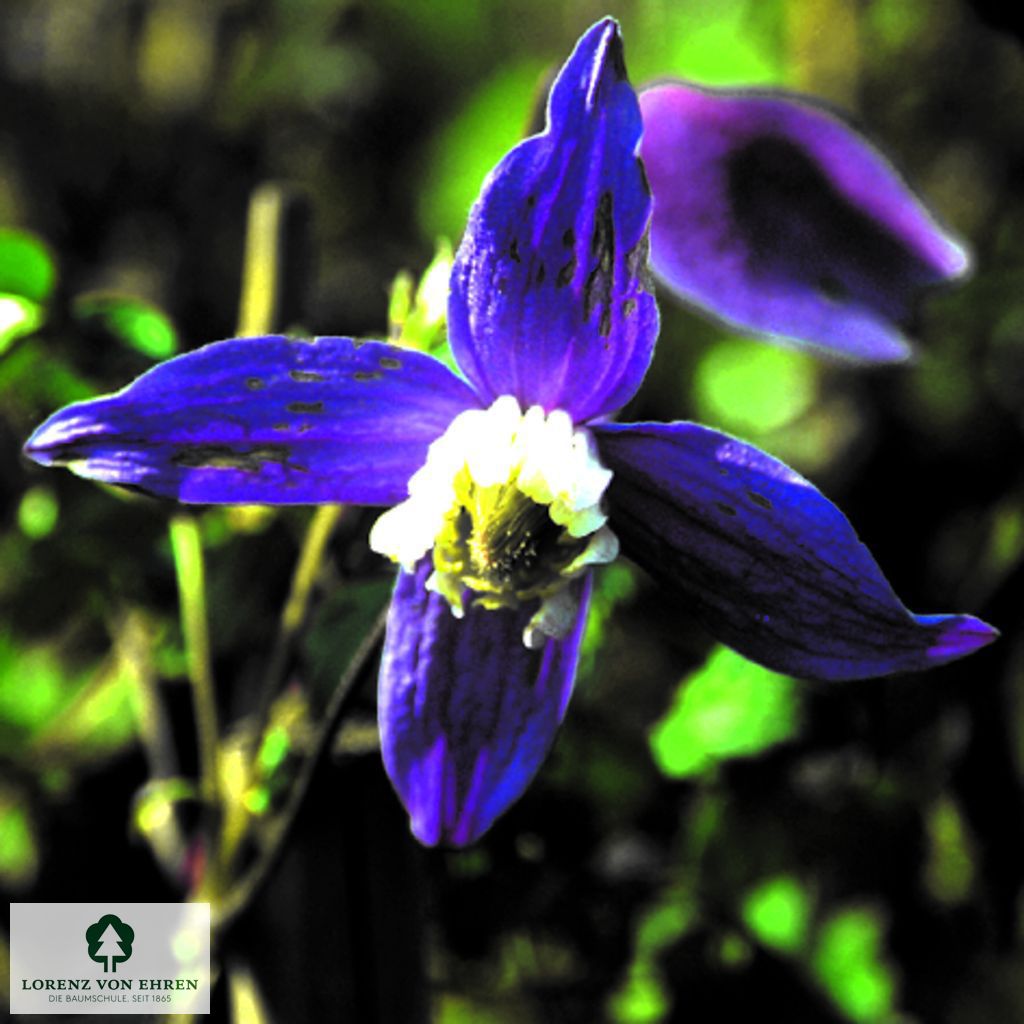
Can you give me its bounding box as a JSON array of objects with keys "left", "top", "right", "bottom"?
[
  {"left": 639, "top": 82, "right": 969, "bottom": 362},
  {"left": 379, "top": 559, "right": 591, "bottom": 846},
  {"left": 448, "top": 18, "right": 658, "bottom": 422},
  {"left": 595, "top": 421, "right": 997, "bottom": 680},
  {"left": 24, "top": 336, "right": 481, "bottom": 505}
]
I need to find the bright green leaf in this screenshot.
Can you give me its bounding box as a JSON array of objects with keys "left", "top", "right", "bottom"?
[
  {"left": 742, "top": 874, "right": 812, "bottom": 954},
  {"left": 650, "top": 645, "right": 802, "bottom": 779},
  {"left": 694, "top": 337, "right": 817, "bottom": 436},
  {"left": 0, "top": 633, "right": 86, "bottom": 737},
  {"left": 0, "top": 228, "right": 56, "bottom": 303},
  {"left": 626, "top": 0, "right": 784, "bottom": 87}
]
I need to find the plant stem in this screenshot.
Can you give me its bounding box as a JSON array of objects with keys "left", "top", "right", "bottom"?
[
  {"left": 169, "top": 514, "right": 221, "bottom": 814},
  {"left": 252, "top": 504, "right": 345, "bottom": 743},
  {"left": 236, "top": 184, "right": 293, "bottom": 338}
]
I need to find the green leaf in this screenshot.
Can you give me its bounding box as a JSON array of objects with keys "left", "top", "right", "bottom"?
[
  {"left": 73, "top": 292, "right": 179, "bottom": 360},
  {"left": 388, "top": 238, "right": 453, "bottom": 361},
  {"left": 741, "top": 874, "right": 812, "bottom": 954},
  {"left": 0, "top": 229, "right": 57, "bottom": 304},
  {"left": 0, "top": 633, "right": 87, "bottom": 740},
  {"left": 649, "top": 645, "right": 802, "bottom": 779}
]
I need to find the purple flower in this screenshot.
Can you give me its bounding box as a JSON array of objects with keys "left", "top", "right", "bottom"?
[
  {"left": 640, "top": 81, "right": 969, "bottom": 362},
  {"left": 24, "top": 21, "right": 995, "bottom": 846}
]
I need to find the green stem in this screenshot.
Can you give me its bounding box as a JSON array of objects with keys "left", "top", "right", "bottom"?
[
  {"left": 236, "top": 184, "right": 292, "bottom": 338},
  {"left": 252, "top": 504, "right": 345, "bottom": 742},
  {"left": 169, "top": 514, "right": 220, "bottom": 813}
]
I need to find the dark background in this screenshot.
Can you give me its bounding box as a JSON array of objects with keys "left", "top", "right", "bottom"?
[{"left": 2, "top": 1, "right": 1024, "bottom": 1021}]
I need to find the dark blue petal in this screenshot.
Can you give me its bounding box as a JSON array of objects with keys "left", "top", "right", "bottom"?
[
  {"left": 639, "top": 82, "right": 969, "bottom": 362},
  {"left": 24, "top": 336, "right": 481, "bottom": 505},
  {"left": 595, "top": 421, "right": 996, "bottom": 680},
  {"left": 448, "top": 18, "right": 658, "bottom": 422},
  {"left": 379, "top": 559, "right": 590, "bottom": 846}
]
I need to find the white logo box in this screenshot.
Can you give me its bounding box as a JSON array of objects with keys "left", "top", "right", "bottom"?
[{"left": 10, "top": 902, "right": 210, "bottom": 1015}]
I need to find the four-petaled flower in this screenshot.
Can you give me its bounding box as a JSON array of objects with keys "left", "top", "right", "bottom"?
[{"left": 24, "top": 20, "right": 996, "bottom": 846}]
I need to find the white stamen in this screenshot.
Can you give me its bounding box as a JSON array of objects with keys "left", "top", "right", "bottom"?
[{"left": 370, "top": 395, "right": 619, "bottom": 642}]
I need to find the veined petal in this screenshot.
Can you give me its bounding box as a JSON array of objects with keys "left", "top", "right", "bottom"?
[
  {"left": 24, "top": 335, "right": 481, "bottom": 505},
  {"left": 639, "top": 82, "right": 969, "bottom": 362},
  {"left": 379, "top": 559, "right": 591, "bottom": 847},
  {"left": 595, "top": 421, "right": 997, "bottom": 681},
  {"left": 448, "top": 18, "right": 658, "bottom": 423}
]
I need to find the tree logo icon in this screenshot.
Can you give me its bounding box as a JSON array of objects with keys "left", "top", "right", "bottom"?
[{"left": 85, "top": 914, "right": 135, "bottom": 973}]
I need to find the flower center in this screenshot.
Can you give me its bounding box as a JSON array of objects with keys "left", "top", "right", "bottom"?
[{"left": 369, "top": 395, "right": 619, "bottom": 647}]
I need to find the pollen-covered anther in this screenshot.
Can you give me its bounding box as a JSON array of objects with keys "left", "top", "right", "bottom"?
[{"left": 369, "top": 395, "right": 619, "bottom": 642}]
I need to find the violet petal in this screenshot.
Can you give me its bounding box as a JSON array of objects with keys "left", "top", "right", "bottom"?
[
  {"left": 596, "top": 421, "right": 996, "bottom": 680},
  {"left": 639, "top": 82, "right": 969, "bottom": 362},
  {"left": 448, "top": 18, "right": 658, "bottom": 422},
  {"left": 379, "top": 559, "right": 590, "bottom": 846},
  {"left": 24, "top": 335, "right": 481, "bottom": 505}
]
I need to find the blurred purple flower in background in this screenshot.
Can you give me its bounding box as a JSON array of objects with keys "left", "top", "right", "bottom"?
[
  {"left": 24, "top": 20, "right": 994, "bottom": 846},
  {"left": 640, "top": 80, "right": 968, "bottom": 361}
]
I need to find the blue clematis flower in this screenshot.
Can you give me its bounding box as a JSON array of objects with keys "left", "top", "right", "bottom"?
[
  {"left": 24, "top": 20, "right": 995, "bottom": 846},
  {"left": 640, "top": 80, "right": 969, "bottom": 362}
]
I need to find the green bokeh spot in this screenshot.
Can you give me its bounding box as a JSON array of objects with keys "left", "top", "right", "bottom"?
[
  {"left": 73, "top": 292, "right": 179, "bottom": 360},
  {"left": 742, "top": 875, "right": 811, "bottom": 954},
  {"left": 627, "top": 0, "right": 783, "bottom": 87},
  {"left": 0, "top": 634, "right": 83, "bottom": 737},
  {"left": 694, "top": 337, "right": 817, "bottom": 436},
  {"left": 435, "top": 994, "right": 509, "bottom": 1024},
  {"left": 924, "top": 796, "right": 974, "bottom": 905},
  {"left": 649, "top": 645, "right": 802, "bottom": 779},
  {"left": 0, "top": 228, "right": 56, "bottom": 303},
  {"left": 608, "top": 885, "right": 695, "bottom": 1024},
  {"left": 813, "top": 907, "right": 896, "bottom": 1022},
  {"left": 17, "top": 485, "right": 59, "bottom": 539},
  {"left": 607, "top": 965, "right": 668, "bottom": 1024}
]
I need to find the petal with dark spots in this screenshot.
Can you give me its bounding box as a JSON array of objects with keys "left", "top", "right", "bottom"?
[
  {"left": 379, "top": 559, "right": 590, "bottom": 846},
  {"left": 595, "top": 420, "right": 996, "bottom": 680},
  {"left": 639, "top": 82, "right": 969, "bottom": 362},
  {"left": 24, "top": 335, "right": 481, "bottom": 505},
  {"left": 448, "top": 18, "right": 658, "bottom": 422}
]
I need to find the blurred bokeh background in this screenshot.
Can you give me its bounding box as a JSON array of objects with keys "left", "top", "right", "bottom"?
[{"left": 2, "top": 0, "right": 1024, "bottom": 1020}]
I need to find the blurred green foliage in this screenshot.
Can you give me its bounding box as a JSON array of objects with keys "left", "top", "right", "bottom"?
[
  {"left": 0, "top": 1, "right": 1022, "bottom": 1022},
  {"left": 73, "top": 293, "right": 179, "bottom": 360},
  {"left": 649, "top": 645, "right": 802, "bottom": 779}
]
